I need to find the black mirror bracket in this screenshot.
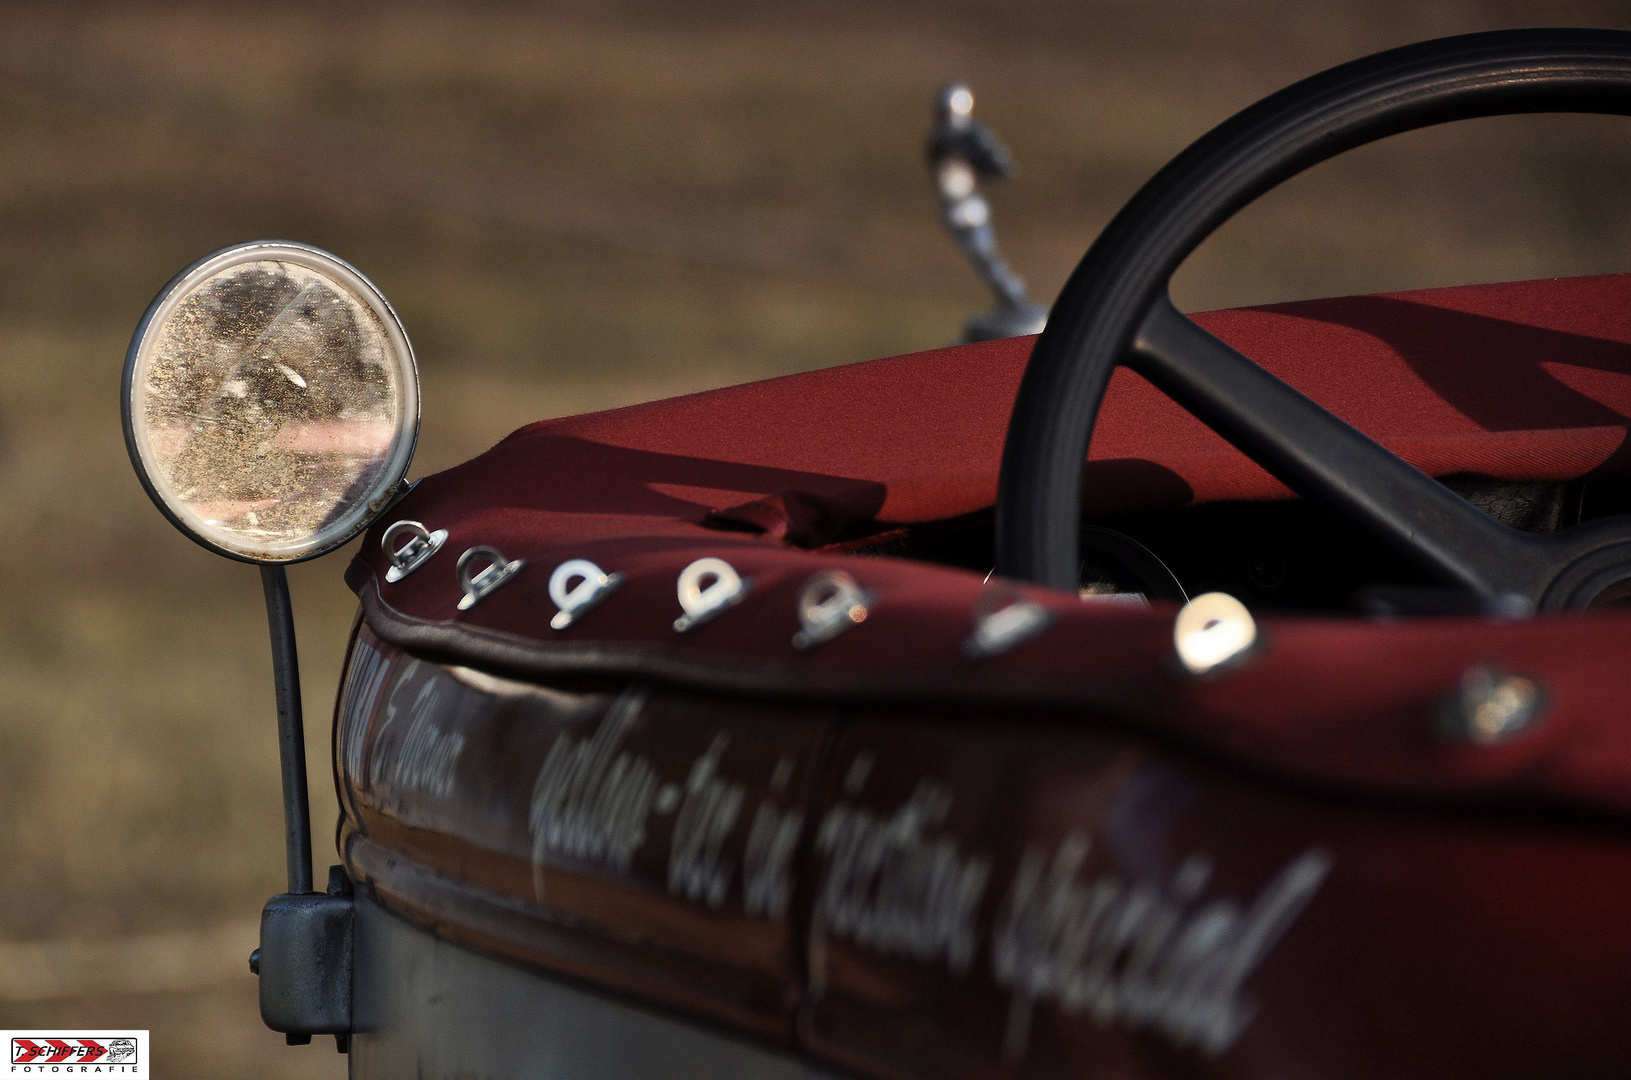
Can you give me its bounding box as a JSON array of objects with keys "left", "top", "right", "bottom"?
[
  {"left": 252, "top": 566, "right": 353, "bottom": 1050},
  {"left": 261, "top": 565, "right": 314, "bottom": 896},
  {"left": 253, "top": 865, "right": 354, "bottom": 1051}
]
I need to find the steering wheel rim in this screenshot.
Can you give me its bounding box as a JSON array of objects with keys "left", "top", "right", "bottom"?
[{"left": 995, "top": 28, "right": 1631, "bottom": 611}]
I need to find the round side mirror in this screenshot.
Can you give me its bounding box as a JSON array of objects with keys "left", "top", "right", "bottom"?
[{"left": 123, "top": 241, "right": 419, "bottom": 563}]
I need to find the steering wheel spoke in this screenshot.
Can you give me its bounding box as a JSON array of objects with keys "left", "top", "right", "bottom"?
[{"left": 1131, "top": 294, "right": 1546, "bottom": 598}]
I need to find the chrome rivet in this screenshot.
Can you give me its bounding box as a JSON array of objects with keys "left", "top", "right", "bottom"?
[
  {"left": 1436, "top": 664, "right": 1546, "bottom": 745},
  {"left": 792, "top": 569, "right": 873, "bottom": 650},
  {"left": 456, "top": 545, "right": 525, "bottom": 611},
  {"left": 1174, "top": 592, "right": 1256, "bottom": 675},
  {"left": 964, "top": 590, "right": 1053, "bottom": 659},
  {"left": 673, "top": 557, "right": 751, "bottom": 634},
  {"left": 548, "top": 558, "right": 623, "bottom": 630},
  {"left": 382, "top": 520, "right": 447, "bottom": 583}
]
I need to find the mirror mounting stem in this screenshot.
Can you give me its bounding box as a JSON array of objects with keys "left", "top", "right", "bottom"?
[{"left": 261, "top": 564, "right": 314, "bottom": 896}]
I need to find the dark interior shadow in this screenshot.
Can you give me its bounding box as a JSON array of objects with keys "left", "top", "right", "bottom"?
[{"left": 1081, "top": 457, "right": 1196, "bottom": 514}]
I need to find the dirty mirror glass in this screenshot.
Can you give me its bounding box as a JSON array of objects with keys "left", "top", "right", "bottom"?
[{"left": 124, "top": 242, "right": 419, "bottom": 562}]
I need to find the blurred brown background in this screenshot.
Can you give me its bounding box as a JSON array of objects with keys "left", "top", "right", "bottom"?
[{"left": 2, "top": 2, "right": 1630, "bottom": 1076}]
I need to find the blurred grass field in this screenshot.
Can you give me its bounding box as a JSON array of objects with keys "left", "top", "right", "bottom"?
[{"left": 3, "top": 2, "right": 1631, "bottom": 1076}]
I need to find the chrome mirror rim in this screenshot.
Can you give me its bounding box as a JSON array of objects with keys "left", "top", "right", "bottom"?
[{"left": 122, "top": 240, "right": 420, "bottom": 564}]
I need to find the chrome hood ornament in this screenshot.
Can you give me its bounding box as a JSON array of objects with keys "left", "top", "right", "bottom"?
[{"left": 928, "top": 84, "right": 1048, "bottom": 343}]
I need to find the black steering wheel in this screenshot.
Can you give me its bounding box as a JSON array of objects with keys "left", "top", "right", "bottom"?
[{"left": 995, "top": 29, "right": 1631, "bottom": 611}]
